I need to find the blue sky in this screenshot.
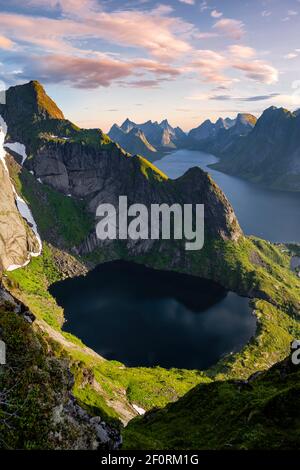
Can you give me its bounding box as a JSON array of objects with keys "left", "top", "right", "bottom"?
[{"left": 0, "top": 0, "right": 300, "bottom": 131}]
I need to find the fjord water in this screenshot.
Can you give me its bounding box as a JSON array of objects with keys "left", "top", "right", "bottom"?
[
  {"left": 50, "top": 261, "right": 255, "bottom": 370},
  {"left": 156, "top": 150, "right": 300, "bottom": 243}
]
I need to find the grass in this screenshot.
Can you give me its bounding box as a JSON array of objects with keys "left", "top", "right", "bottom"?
[{"left": 123, "top": 355, "right": 300, "bottom": 450}]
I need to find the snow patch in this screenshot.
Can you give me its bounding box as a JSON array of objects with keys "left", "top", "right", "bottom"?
[
  {"left": 15, "top": 193, "right": 42, "bottom": 255},
  {"left": 132, "top": 404, "right": 146, "bottom": 415},
  {"left": 0, "top": 116, "right": 8, "bottom": 172},
  {"left": 5, "top": 142, "right": 28, "bottom": 165}
]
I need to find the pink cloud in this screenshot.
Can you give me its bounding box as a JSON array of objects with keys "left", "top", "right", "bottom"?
[
  {"left": 0, "top": 4, "right": 194, "bottom": 62},
  {"left": 190, "top": 47, "right": 278, "bottom": 86},
  {"left": 233, "top": 60, "right": 278, "bottom": 84},
  {"left": 17, "top": 53, "right": 181, "bottom": 89},
  {"left": 191, "top": 49, "right": 232, "bottom": 86},
  {"left": 21, "top": 54, "right": 134, "bottom": 88},
  {"left": 228, "top": 45, "right": 256, "bottom": 59},
  {"left": 0, "top": 35, "right": 14, "bottom": 49},
  {"left": 213, "top": 18, "right": 245, "bottom": 40}
]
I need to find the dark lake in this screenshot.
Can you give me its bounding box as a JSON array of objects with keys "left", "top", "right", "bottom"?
[
  {"left": 50, "top": 260, "right": 256, "bottom": 370},
  {"left": 156, "top": 149, "right": 300, "bottom": 243}
]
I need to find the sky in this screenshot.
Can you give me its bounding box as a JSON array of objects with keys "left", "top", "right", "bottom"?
[{"left": 0, "top": 0, "right": 300, "bottom": 132}]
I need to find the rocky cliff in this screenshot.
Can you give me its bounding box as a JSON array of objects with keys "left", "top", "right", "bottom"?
[{"left": 0, "top": 154, "right": 38, "bottom": 270}]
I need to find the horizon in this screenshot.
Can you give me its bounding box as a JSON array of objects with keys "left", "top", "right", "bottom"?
[{"left": 0, "top": 0, "right": 300, "bottom": 131}]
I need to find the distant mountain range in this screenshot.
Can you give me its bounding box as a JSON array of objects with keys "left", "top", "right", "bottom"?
[
  {"left": 108, "top": 119, "right": 187, "bottom": 161},
  {"left": 188, "top": 113, "right": 257, "bottom": 155},
  {"left": 108, "top": 114, "right": 256, "bottom": 163},
  {"left": 109, "top": 108, "right": 300, "bottom": 192},
  {"left": 212, "top": 107, "right": 300, "bottom": 191}
]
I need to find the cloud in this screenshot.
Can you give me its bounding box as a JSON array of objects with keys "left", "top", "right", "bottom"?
[
  {"left": 119, "top": 79, "right": 161, "bottom": 88},
  {"left": 288, "top": 10, "right": 298, "bottom": 16},
  {"left": 284, "top": 52, "right": 298, "bottom": 59},
  {"left": 0, "top": 35, "right": 14, "bottom": 49},
  {"left": 0, "top": 5, "right": 194, "bottom": 61},
  {"left": 262, "top": 10, "right": 272, "bottom": 17},
  {"left": 208, "top": 93, "right": 280, "bottom": 102},
  {"left": 194, "top": 32, "right": 219, "bottom": 39},
  {"left": 228, "top": 45, "right": 256, "bottom": 59},
  {"left": 18, "top": 54, "right": 134, "bottom": 88},
  {"left": 0, "top": 1, "right": 279, "bottom": 91},
  {"left": 191, "top": 49, "right": 231, "bottom": 86},
  {"left": 178, "top": 0, "right": 195, "bottom": 4},
  {"left": 211, "top": 10, "right": 223, "bottom": 19},
  {"left": 213, "top": 18, "right": 245, "bottom": 40},
  {"left": 11, "top": 52, "right": 181, "bottom": 89},
  {"left": 200, "top": 1, "right": 208, "bottom": 12},
  {"left": 132, "top": 59, "right": 181, "bottom": 77},
  {"left": 190, "top": 47, "right": 278, "bottom": 86},
  {"left": 233, "top": 60, "right": 278, "bottom": 84}
]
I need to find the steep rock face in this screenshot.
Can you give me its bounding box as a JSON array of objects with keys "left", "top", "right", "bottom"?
[
  {"left": 213, "top": 107, "right": 300, "bottom": 190},
  {"left": 0, "top": 150, "right": 39, "bottom": 271}
]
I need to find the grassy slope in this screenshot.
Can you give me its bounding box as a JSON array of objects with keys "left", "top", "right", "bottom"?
[
  {"left": 0, "top": 305, "right": 75, "bottom": 449},
  {"left": 124, "top": 356, "right": 300, "bottom": 450}
]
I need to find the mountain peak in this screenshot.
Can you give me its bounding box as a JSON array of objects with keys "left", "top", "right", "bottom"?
[
  {"left": 0, "top": 80, "right": 64, "bottom": 125},
  {"left": 121, "top": 118, "right": 136, "bottom": 133}
]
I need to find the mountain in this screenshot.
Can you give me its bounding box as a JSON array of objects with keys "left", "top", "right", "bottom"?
[
  {"left": 188, "top": 117, "right": 233, "bottom": 142},
  {"left": 108, "top": 118, "right": 187, "bottom": 160},
  {"left": 108, "top": 123, "right": 158, "bottom": 161},
  {"left": 212, "top": 107, "right": 300, "bottom": 191},
  {"left": 188, "top": 113, "right": 257, "bottom": 154},
  {"left": 1, "top": 81, "right": 300, "bottom": 450}
]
